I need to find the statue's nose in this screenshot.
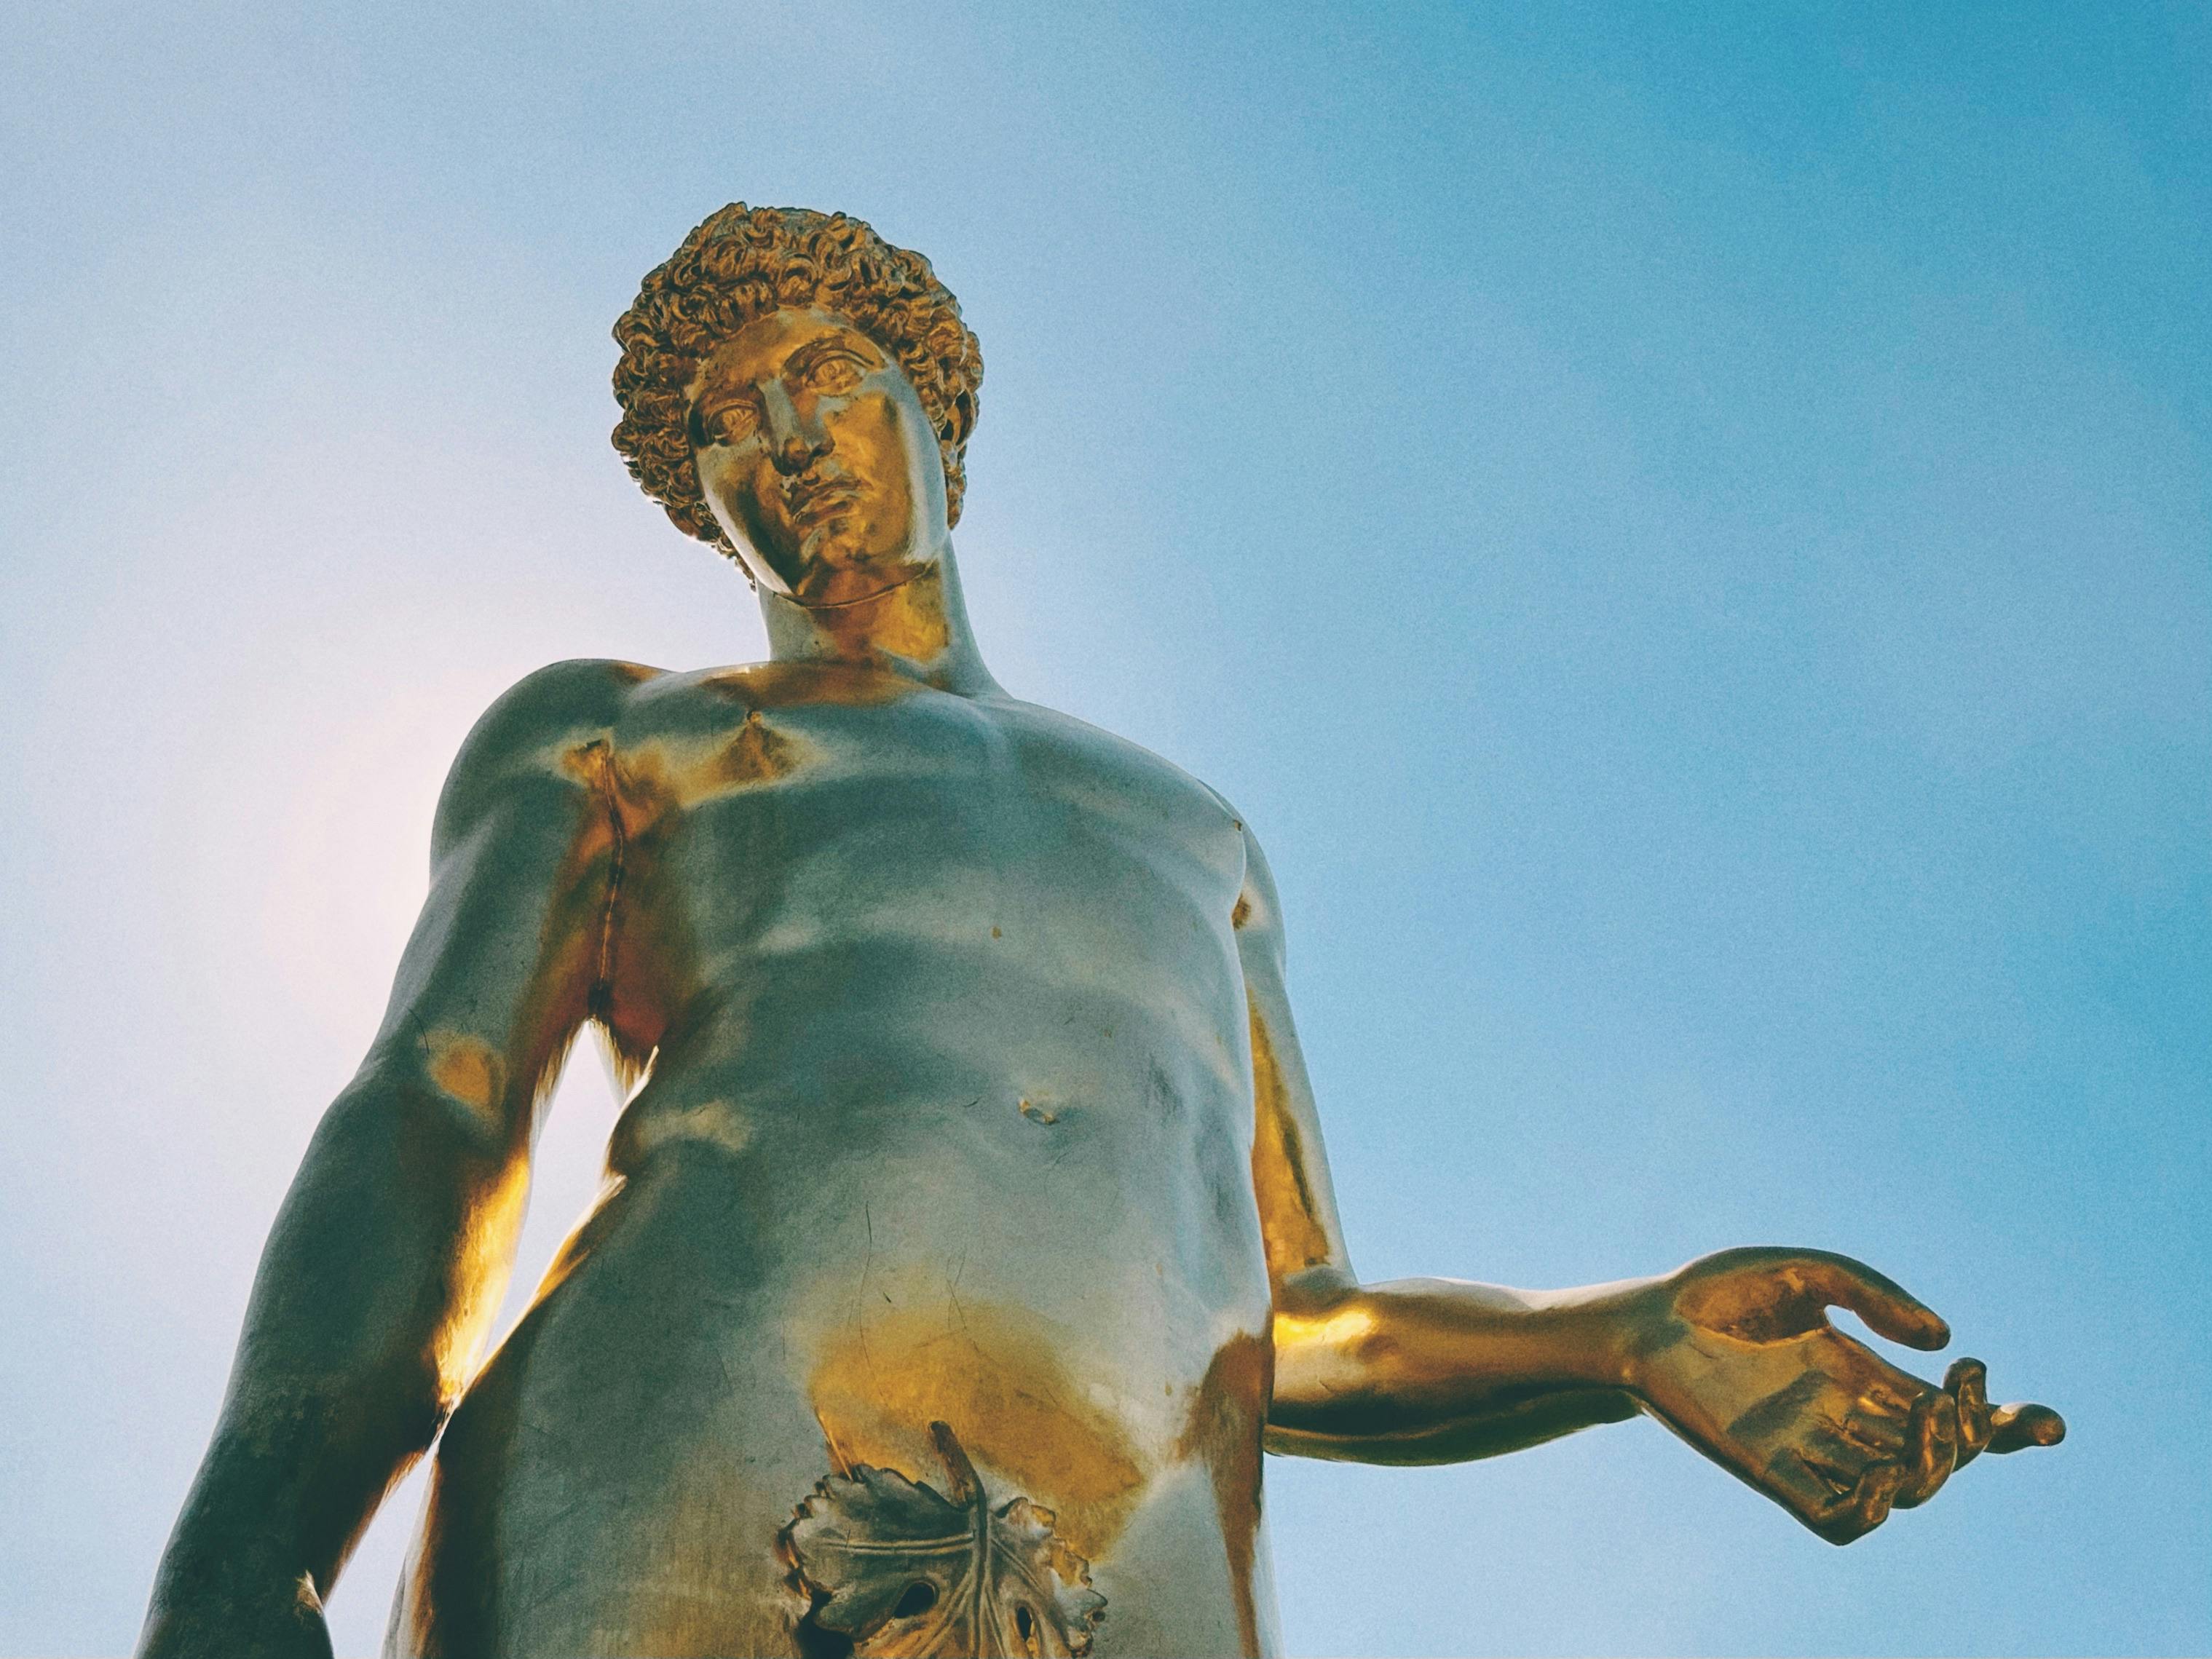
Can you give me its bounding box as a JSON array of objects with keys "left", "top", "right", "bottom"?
[{"left": 761, "top": 381, "right": 830, "bottom": 473}]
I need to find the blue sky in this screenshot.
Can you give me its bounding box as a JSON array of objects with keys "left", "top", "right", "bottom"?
[{"left": 2, "top": 3, "right": 2205, "bottom": 1653}]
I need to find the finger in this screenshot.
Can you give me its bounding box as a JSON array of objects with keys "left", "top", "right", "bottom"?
[
  {"left": 1789, "top": 1251, "right": 1951, "bottom": 1350},
  {"left": 1988, "top": 1403, "right": 2066, "bottom": 1453},
  {"left": 1814, "top": 1459, "right": 1905, "bottom": 1545},
  {"left": 1838, "top": 1410, "right": 1904, "bottom": 1460},
  {"left": 1892, "top": 1391, "right": 1959, "bottom": 1509},
  {"left": 1857, "top": 1375, "right": 1920, "bottom": 1420},
  {"left": 1946, "top": 1358, "right": 1991, "bottom": 1465},
  {"left": 1769, "top": 1448, "right": 1863, "bottom": 1539},
  {"left": 1801, "top": 1429, "right": 1876, "bottom": 1492}
]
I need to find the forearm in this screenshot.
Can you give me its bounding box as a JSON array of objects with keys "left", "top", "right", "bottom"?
[
  {"left": 1265, "top": 1271, "right": 1652, "bottom": 1463},
  {"left": 142, "top": 1070, "right": 524, "bottom": 1652}
]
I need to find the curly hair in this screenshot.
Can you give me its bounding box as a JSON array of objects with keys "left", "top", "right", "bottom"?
[{"left": 611, "top": 205, "right": 983, "bottom": 558}]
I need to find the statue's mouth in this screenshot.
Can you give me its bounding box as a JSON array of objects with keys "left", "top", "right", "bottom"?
[{"left": 786, "top": 472, "right": 863, "bottom": 526}]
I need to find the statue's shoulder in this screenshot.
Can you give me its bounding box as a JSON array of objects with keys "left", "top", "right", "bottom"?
[
  {"left": 1008, "top": 695, "right": 1252, "bottom": 830},
  {"left": 435, "top": 660, "right": 665, "bottom": 839},
  {"left": 461, "top": 658, "right": 665, "bottom": 757}
]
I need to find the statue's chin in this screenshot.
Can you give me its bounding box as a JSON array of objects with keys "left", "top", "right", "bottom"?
[
  {"left": 773, "top": 523, "right": 930, "bottom": 605},
  {"left": 785, "top": 558, "right": 929, "bottom": 611}
]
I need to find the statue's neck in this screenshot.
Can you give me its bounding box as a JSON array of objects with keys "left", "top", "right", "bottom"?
[{"left": 757, "top": 548, "right": 1002, "bottom": 697}]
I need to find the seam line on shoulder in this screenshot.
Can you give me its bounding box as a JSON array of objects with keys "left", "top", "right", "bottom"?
[{"left": 585, "top": 737, "right": 626, "bottom": 1021}]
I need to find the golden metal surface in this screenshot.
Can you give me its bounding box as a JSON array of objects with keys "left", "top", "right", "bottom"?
[{"left": 139, "top": 207, "right": 2062, "bottom": 1659}]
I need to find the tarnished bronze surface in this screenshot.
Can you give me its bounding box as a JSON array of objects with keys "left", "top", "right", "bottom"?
[{"left": 139, "top": 206, "right": 2061, "bottom": 1659}]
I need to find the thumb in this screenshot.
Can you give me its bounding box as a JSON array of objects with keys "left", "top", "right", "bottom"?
[
  {"left": 1988, "top": 1402, "right": 2066, "bottom": 1452},
  {"left": 1788, "top": 1251, "right": 1951, "bottom": 1350}
]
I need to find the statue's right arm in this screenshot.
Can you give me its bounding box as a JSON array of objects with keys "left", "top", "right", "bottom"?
[
  {"left": 1236, "top": 819, "right": 2062, "bottom": 1541},
  {"left": 138, "top": 659, "right": 646, "bottom": 1659}
]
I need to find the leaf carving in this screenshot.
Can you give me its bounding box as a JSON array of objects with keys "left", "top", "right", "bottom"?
[{"left": 782, "top": 1420, "right": 1107, "bottom": 1658}]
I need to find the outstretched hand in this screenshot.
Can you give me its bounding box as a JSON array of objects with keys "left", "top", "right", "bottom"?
[{"left": 1623, "top": 1247, "right": 2063, "bottom": 1543}]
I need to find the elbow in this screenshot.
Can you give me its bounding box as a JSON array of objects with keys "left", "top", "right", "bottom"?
[{"left": 323, "top": 1044, "right": 523, "bottom": 1165}]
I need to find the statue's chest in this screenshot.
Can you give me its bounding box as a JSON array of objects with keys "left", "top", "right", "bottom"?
[{"left": 612, "top": 693, "right": 1246, "bottom": 918}]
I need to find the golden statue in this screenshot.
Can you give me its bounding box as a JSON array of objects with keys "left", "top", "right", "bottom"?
[{"left": 138, "top": 207, "right": 2063, "bottom": 1659}]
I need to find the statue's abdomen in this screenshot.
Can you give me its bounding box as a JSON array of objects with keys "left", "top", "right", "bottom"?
[{"left": 391, "top": 995, "right": 1274, "bottom": 1655}]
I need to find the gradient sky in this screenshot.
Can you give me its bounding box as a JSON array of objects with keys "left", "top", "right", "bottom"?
[{"left": 3, "top": 4, "right": 2206, "bottom": 1655}]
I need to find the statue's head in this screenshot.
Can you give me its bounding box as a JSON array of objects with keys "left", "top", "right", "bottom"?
[{"left": 612, "top": 206, "right": 982, "bottom": 606}]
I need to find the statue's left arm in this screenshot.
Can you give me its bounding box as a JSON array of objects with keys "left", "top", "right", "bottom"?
[{"left": 1235, "top": 825, "right": 2063, "bottom": 1543}]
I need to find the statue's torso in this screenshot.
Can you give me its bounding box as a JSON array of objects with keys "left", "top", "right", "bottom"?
[{"left": 391, "top": 663, "right": 1280, "bottom": 1658}]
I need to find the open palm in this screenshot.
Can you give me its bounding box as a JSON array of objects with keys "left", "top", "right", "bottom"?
[{"left": 1625, "top": 1247, "right": 2063, "bottom": 1543}]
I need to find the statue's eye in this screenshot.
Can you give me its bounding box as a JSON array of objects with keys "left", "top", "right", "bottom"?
[
  {"left": 696, "top": 400, "right": 758, "bottom": 446},
  {"left": 803, "top": 355, "right": 864, "bottom": 395}
]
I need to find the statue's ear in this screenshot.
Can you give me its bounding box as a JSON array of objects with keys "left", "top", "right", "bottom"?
[{"left": 941, "top": 389, "right": 976, "bottom": 450}]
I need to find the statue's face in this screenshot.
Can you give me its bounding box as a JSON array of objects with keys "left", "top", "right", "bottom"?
[{"left": 688, "top": 307, "right": 948, "bottom": 605}]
